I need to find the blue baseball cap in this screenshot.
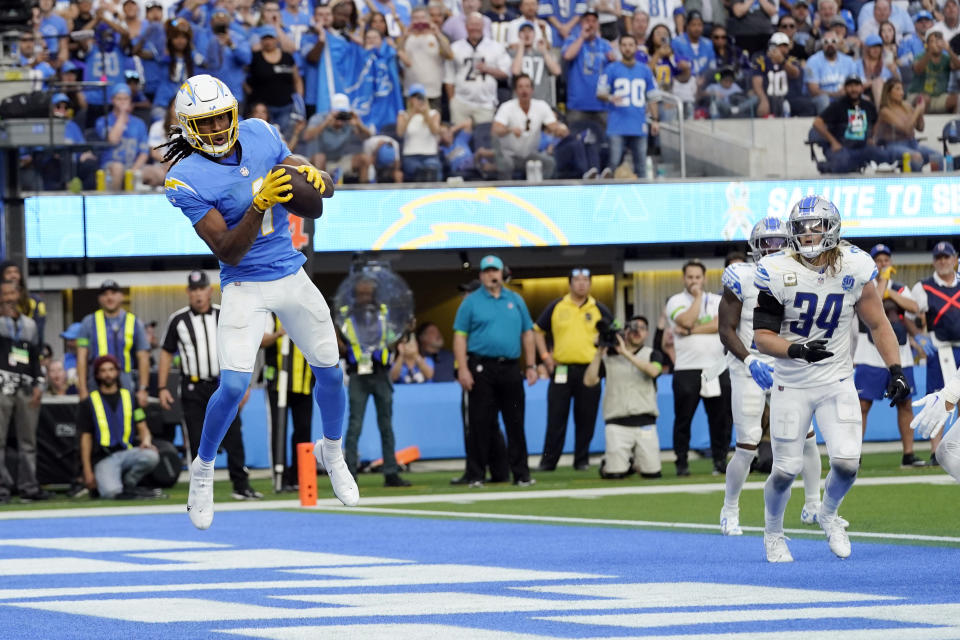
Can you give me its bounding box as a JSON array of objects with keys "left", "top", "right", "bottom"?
[
  {"left": 376, "top": 142, "right": 396, "bottom": 167},
  {"left": 480, "top": 255, "right": 503, "bottom": 271},
  {"left": 915, "top": 9, "right": 934, "bottom": 21},
  {"left": 109, "top": 83, "right": 130, "bottom": 99},
  {"left": 258, "top": 24, "right": 278, "bottom": 39},
  {"left": 61, "top": 60, "right": 79, "bottom": 74},
  {"left": 406, "top": 83, "right": 426, "bottom": 98},
  {"left": 933, "top": 241, "right": 957, "bottom": 257},
  {"left": 864, "top": 33, "right": 882, "bottom": 47},
  {"left": 60, "top": 322, "right": 82, "bottom": 340},
  {"left": 211, "top": 7, "right": 231, "bottom": 17},
  {"left": 869, "top": 243, "right": 891, "bottom": 258},
  {"left": 518, "top": 20, "right": 536, "bottom": 30},
  {"left": 51, "top": 92, "right": 69, "bottom": 104}
]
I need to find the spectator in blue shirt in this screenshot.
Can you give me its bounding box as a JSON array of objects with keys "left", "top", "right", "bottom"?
[
  {"left": 150, "top": 18, "right": 205, "bottom": 121},
  {"left": 540, "top": 0, "right": 584, "bottom": 47},
  {"left": 857, "top": 0, "right": 914, "bottom": 43},
  {"left": 898, "top": 11, "right": 934, "bottom": 77},
  {"left": 597, "top": 34, "right": 659, "bottom": 178},
  {"left": 672, "top": 11, "right": 715, "bottom": 75},
  {"left": 562, "top": 10, "right": 615, "bottom": 124},
  {"left": 83, "top": 23, "right": 140, "bottom": 120},
  {"left": 283, "top": 0, "right": 316, "bottom": 50},
  {"left": 203, "top": 7, "right": 253, "bottom": 109},
  {"left": 95, "top": 84, "right": 149, "bottom": 191},
  {"left": 16, "top": 32, "right": 55, "bottom": 85},
  {"left": 133, "top": 0, "right": 167, "bottom": 101},
  {"left": 362, "top": 0, "right": 413, "bottom": 39},
  {"left": 36, "top": 0, "right": 69, "bottom": 68},
  {"left": 805, "top": 30, "right": 857, "bottom": 113}
]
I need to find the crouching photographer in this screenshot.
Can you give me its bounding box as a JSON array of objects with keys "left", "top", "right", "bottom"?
[{"left": 584, "top": 316, "right": 664, "bottom": 479}]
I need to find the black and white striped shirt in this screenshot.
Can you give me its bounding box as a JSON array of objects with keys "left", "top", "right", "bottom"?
[{"left": 161, "top": 304, "right": 220, "bottom": 383}]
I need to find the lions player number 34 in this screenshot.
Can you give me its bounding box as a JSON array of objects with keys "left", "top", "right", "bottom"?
[{"left": 790, "top": 292, "right": 844, "bottom": 339}]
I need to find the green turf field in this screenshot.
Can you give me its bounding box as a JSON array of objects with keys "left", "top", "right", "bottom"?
[{"left": 6, "top": 451, "right": 958, "bottom": 542}]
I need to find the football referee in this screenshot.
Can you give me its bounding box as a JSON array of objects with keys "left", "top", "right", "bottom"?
[{"left": 157, "top": 271, "right": 261, "bottom": 500}]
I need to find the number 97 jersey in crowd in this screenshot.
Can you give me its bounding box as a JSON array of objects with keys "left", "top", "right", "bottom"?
[
  {"left": 164, "top": 117, "right": 305, "bottom": 287},
  {"left": 754, "top": 244, "right": 878, "bottom": 388}
]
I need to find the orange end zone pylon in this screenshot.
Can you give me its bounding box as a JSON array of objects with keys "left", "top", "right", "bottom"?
[
  {"left": 297, "top": 442, "right": 317, "bottom": 507},
  {"left": 370, "top": 445, "right": 421, "bottom": 470}
]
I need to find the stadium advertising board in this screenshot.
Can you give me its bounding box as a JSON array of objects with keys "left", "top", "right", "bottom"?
[{"left": 24, "top": 176, "right": 960, "bottom": 258}]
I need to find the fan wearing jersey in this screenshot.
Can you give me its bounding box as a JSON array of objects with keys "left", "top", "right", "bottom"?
[
  {"left": 753, "top": 196, "right": 910, "bottom": 562},
  {"left": 717, "top": 218, "right": 826, "bottom": 536},
  {"left": 159, "top": 74, "right": 358, "bottom": 530}
]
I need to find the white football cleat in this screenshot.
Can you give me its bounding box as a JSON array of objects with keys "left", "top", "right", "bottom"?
[
  {"left": 802, "top": 502, "right": 849, "bottom": 528},
  {"left": 764, "top": 533, "right": 794, "bottom": 563},
  {"left": 187, "top": 457, "right": 215, "bottom": 530},
  {"left": 720, "top": 507, "right": 743, "bottom": 536},
  {"left": 316, "top": 440, "right": 359, "bottom": 507},
  {"left": 819, "top": 511, "right": 852, "bottom": 559}
]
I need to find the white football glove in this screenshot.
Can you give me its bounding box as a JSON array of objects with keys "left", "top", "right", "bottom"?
[{"left": 911, "top": 392, "right": 956, "bottom": 439}]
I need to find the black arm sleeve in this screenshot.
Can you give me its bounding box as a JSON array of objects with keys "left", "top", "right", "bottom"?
[{"left": 753, "top": 290, "right": 785, "bottom": 333}]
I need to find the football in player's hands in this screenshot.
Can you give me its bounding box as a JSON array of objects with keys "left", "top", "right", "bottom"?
[
  {"left": 270, "top": 163, "right": 332, "bottom": 220},
  {"left": 787, "top": 339, "right": 833, "bottom": 363}
]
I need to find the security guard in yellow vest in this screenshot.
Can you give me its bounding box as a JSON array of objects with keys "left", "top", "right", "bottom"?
[
  {"left": 78, "top": 355, "right": 159, "bottom": 499},
  {"left": 535, "top": 268, "right": 613, "bottom": 471},
  {"left": 262, "top": 313, "right": 314, "bottom": 491},
  {"left": 76, "top": 280, "right": 151, "bottom": 407},
  {"left": 337, "top": 277, "right": 410, "bottom": 487}
]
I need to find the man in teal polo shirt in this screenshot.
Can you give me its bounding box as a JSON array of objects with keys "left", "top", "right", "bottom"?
[{"left": 453, "top": 255, "right": 539, "bottom": 487}]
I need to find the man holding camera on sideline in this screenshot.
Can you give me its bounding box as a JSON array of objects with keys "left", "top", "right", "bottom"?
[{"left": 584, "top": 316, "right": 664, "bottom": 479}]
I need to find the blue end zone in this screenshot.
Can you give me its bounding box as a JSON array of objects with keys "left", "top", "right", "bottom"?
[{"left": 0, "top": 510, "right": 958, "bottom": 638}]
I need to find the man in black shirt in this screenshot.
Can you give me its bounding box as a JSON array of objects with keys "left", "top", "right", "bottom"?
[
  {"left": 812, "top": 75, "right": 899, "bottom": 173},
  {"left": 78, "top": 354, "right": 159, "bottom": 499}
]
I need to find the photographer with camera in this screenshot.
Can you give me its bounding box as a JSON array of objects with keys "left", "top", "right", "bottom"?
[
  {"left": 535, "top": 268, "right": 612, "bottom": 472},
  {"left": 665, "top": 259, "right": 732, "bottom": 477},
  {"left": 300, "top": 93, "right": 374, "bottom": 182},
  {"left": 585, "top": 316, "right": 664, "bottom": 479}
]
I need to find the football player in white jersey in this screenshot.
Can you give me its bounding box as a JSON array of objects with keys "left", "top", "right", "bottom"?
[
  {"left": 753, "top": 196, "right": 910, "bottom": 562},
  {"left": 911, "top": 377, "right": 960, "bottom": 483},
  {"left": 718, "top": 218, "right": 827, "bottom": 536}
]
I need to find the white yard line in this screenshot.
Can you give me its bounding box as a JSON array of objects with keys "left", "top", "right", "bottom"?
[{"left": 0, "top": 474, "right": 954, "bottom": 545}]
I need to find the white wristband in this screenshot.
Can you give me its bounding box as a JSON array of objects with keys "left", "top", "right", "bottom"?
[{"left": 942, "top": 372, "right": 960, "bottom": 405}]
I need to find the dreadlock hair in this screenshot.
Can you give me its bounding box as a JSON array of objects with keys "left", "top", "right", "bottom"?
[{"left": 154, "top": 126, "right": 196, "bottom": 166}]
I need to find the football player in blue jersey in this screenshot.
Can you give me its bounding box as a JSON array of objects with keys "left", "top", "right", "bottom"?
[{"left": 159, "top": 74, "right": 358, "bottom": 530}]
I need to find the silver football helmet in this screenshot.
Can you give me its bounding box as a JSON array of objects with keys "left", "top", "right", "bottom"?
[
  {"left": 788, "top": 195, "right": 841, "bottom": 259},
  {"left": 748, "top": 217, "right": 790, "bottom": 262}
]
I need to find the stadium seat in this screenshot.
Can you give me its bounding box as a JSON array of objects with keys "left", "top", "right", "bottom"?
[
  {"left": 939, "top": 118, "right": 960, "bottom": 157},
  {"left": 805, "top": 127, "right": 831, "bottom": 174}
]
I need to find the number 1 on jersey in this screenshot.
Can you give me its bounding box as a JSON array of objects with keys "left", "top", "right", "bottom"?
[{"left": 251, "top": 177, "right": 274, "bottom": 235}]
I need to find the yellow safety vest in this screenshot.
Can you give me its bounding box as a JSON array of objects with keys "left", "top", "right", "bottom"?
[
  {"left": 340, "top": 304, "right": 390, "bottom": 366},
  {"left": 273, "top": 317, "right": 312, "bottom": 394},
  {"left": 89, "top": 389, "right": 133, "bottom": 449},
  {"left": 94, "top": 309, "right": 137, "bottom": 372}
]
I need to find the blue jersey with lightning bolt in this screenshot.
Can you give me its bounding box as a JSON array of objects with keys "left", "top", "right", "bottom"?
[{"left": 164, "top": 118, "right": 305, "bottom": 286}]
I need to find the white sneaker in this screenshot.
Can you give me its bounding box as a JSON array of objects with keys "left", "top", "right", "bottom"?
[
  {"left": 720, "top": 507, "right": 743, "bottom": 536},
  {"left": 764, "top": 533, "right": 794, "bottom": 563},
  {"left": 315, "top": 440, "right": 359, "bottom": 507},
  {"left": 802, "top": 502, "right": 849, "bottom": 528},
  {"left": 819, "top": 510, "right": 852, "bottom": 559},
  {"left": 187, "top": 457, "right": 214, "bottom": 530}
]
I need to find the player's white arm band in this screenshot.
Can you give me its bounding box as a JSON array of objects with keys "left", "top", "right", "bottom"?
[
  {"left": 752, "top": 291, "right": 784, "bottom": 333},
  {"left": 943, "top": 370, "right": 960, "bottom": 405}
]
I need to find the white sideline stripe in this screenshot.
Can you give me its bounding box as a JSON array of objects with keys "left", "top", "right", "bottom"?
[{"left": 305, "top": 505, "right": 960, "bottom": 544}]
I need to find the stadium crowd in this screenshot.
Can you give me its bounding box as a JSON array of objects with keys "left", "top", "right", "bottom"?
[{"left": 15, "top": 0, "right": 960, "bottom": 186}]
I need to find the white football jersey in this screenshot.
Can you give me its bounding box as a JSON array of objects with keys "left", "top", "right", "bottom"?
[
  {"left": 755, "top": 245, "right": 878, "bottom": 388},
  {"left": 721, "top": 261, "right": 774, "bottom": 376}
]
